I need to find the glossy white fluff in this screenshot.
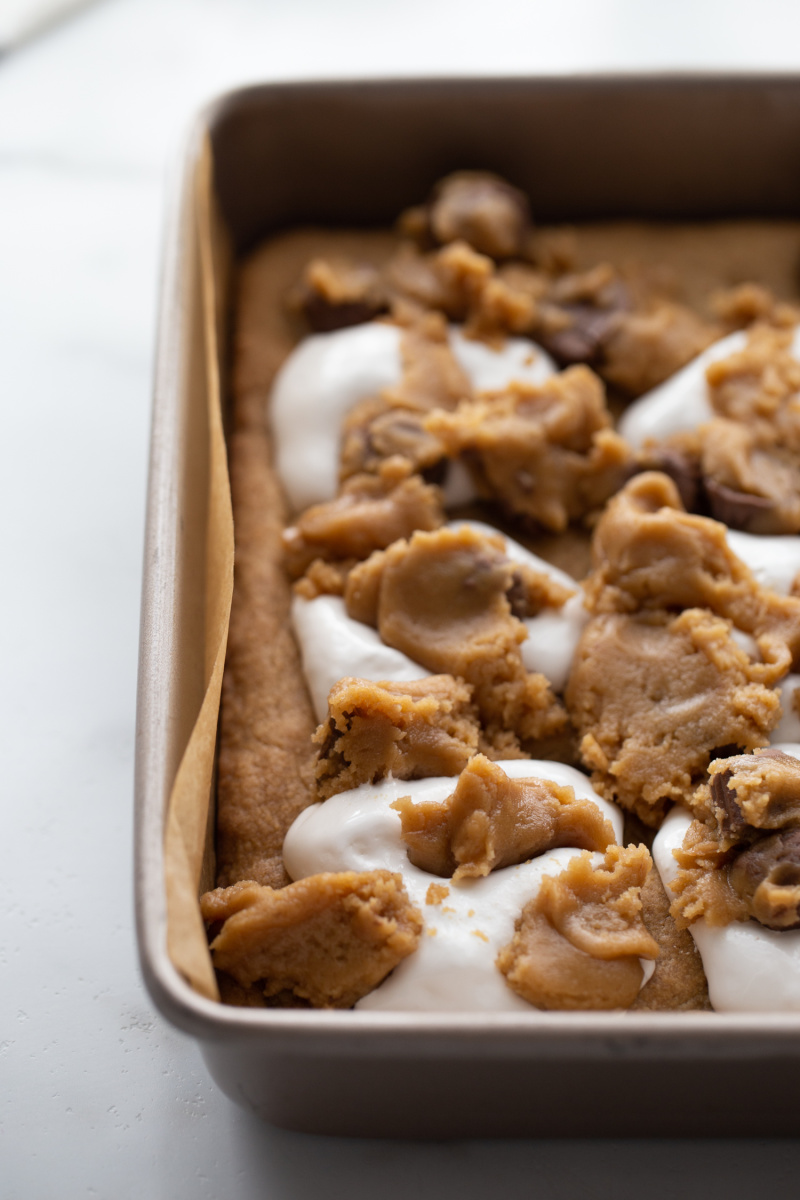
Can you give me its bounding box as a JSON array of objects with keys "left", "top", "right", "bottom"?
[
  {"left": 283, "top": 760, "right": 624, "bottom": 1012},
  {"left": 270, "top": 322, "right": 556, "bottom": 512},
  {"left": 617, "top": 330, "right": 800, "bottom": 594},
  {"left": 617, "top": 330, "right": 748, "bottom": 447},
  {"left": 652, "top": 743, "right": 800, "bottom": 1012},
  {"left": 725, "top": 529, "right": 800, "bottom": 596},
  {"left": 291, "top": 519, "right": 588, "bottom": 722}
]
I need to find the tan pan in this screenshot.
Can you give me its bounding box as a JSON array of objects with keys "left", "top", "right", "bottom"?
[{"left": 135, "top": 75, "right": 800, "bottom": 1137}]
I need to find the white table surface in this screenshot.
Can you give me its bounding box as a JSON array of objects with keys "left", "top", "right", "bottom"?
[{"left": 5, "top": 0, "right": 800, "bottom": 1195}]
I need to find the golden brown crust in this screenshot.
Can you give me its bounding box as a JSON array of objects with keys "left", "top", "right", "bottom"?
[{"left": 216, "top": 421, "right": 318, "bottom": 887}]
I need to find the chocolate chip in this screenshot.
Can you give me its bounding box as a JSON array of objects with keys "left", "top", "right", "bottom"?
[
  {"left": 293, "top": 260, "right": 389, "bottom": 332},
  {"left": 710, "top": 767, "right": 752, "bottom": 837},
  {"left": 539, "top": 305, "right": 621, "bottom": 366},
  {"left": 730, "top": 829, "right": 800, "bottom": 930},
  {"left": 301, "top": 296, "right": 388, "bottom": 334},
  {"left": 506, "top": 569, "right": 532, "bottom": 619},
  {"left": 316, "top": 716, "right": 344, "bottom": 762},
  {"left": 705, "top": 477, "right": 778, "bottom": 533}
]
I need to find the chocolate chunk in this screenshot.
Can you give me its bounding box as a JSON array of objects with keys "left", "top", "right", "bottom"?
[
  {"left": 730, "top": 829, "right": 800, "bottom": 930},
  {"left": 302, "top": 296, "right": 388, "bottom": 333},
  {"left": 506, "top": 569, "right": 532, "bottom": 619},
  {"left": 705, "top": 477, "right": 777, "bottom": 533},
  {"left": 710, "top": 766, "right": 752, "bottom": 837},
  {"left": 292, "top": 259, "right": 388, "bottom": 332},
  {"left": 540, "top": 305, "right": 621, "bottom": 366},
  {"left": 537, "top": 278, "right": 631, "bottom": 367}
]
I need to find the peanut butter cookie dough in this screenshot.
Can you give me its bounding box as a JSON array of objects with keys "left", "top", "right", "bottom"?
[
  {"left": 342, "top": 525, "right": 567, "bottom": 750},
  {"left": 209, "top": 170, "right": 800, "bottom": 1011},
  {"left": 392, "top": 753, "right": 615, "bottom": 881},
  {"left": 497, "top": 845, "right": 660, "bottom": 1011},
  {"left": 672, "top": 749, "right": 800, "bottom": 930},
  {"left": 314, "top": 675, "right": 479, "bottom": 801},
  {"left": 202, "top": 871, "right": 422, "bottom": 1008}
]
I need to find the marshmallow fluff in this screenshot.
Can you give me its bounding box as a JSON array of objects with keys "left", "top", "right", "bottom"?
[
  {"left": 617, "top": 330, "right": 749, "bottom": 448},
  {"left": 725, "top": 529, "right": 800, "bottom": 596},
  {"left": 618, "top": 330, "right": 800, "bottom": 591},
  {"left": 652, "top": 743, "right": 800, "bottom": 1013},
  {"left": 270, "top": 322, "right": 556, "bottom": 512},
  {"left": 291, "top": 519, "right": 589, "bottom": 722},
  {"left": 283, "top": 760, "right": 626, "bottom": 1012}
]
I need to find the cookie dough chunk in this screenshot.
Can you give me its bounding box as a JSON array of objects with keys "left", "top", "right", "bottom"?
[
  {"left": 392, "top": 753, "right": 615, "bottom": 881},
  {"left": 386, "top": 242, "right": 536, "bottom": 339},
  {"left": 601, "top": 301, "right": 717, "bottom": 396},
  {"left": 696, "top": 325, "right": 800, "bottom": 533},
  {"left": 289, "top": 257, "right": 389, "bottom": 332},
  {"left": 565, "top": 609, "right": 782, "bottom": 825},
  {"left": 339, "top": 397, "right": 446, "bottom": 482},
  {"left": 314, "top": 675, "right": 480, "bottom": 801},
  {"left": 585, "top": 472, "right": 800, "bottom": 669},
  {"left": 706, "top": 324, "right": 800, "bottom": 443},
  {"left": 345, "top": 525, "right": 567, "bottom": 748},
  {"left": 201, "top": 871, "right": 422, "bottom": 1008},
  {"left": 427, "top": 366, "right": 632, "bottom": 532},
  {"left": 385, "top": 310, "right": 471, "bottom": 411},
  {"left": 706, "top": 748, "right": 800, "bottom": 834},
  {"left": 533, "top": 262, "right": 716, "bottom": 395},
  {"left": 497, "top": 845, "right": 660, "bottom": 1010},
  {"left": 698, "top": 419, "right": 800, "bottom": 535},
  {"left": 282, "top": 457, "right": 444, "bottom": 579},
  {"left": 672, "top": 749, "right": 800, "bottom": 930},
  {"left": 400, "top": 171, "right": 532, "bottom": 261}
]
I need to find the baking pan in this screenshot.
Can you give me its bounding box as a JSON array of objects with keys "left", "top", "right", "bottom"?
[{"left": 135, "top": 75, "right": 800, "bottom": 1137}]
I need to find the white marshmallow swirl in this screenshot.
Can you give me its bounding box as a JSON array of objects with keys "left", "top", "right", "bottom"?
[
  {"left": 291, "top": 520, "right": 588, "bottom": 722},
  {"left": 283, "top": 760, "right": 625, "bottom": 1012},
  {"left": 270, "top": 322, "right": 556, "bottom": 512}
]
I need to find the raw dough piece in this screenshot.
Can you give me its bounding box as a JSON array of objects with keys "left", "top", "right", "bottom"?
[
  {"left": 566, "top": 608, "right": 782, "bottom": 825},
  {"left": 392, "top": 753, "right": 615, "bottom": 881},
  {"left": 202, "top": 871, "right": 422, "bottom": 1008},
  {"left": 497, "top": 845, "right": 659, "bottom": 1010},
  {"left": 345, "top": 524, "right": 567, "bottom": 749},
  {"left": 314, "top": 675, "right": 479, "bottom": 800}
]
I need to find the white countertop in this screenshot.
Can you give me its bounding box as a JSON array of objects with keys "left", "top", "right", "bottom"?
[{"left": 6, "top": 0, "right": 800, "bottom": 1195}]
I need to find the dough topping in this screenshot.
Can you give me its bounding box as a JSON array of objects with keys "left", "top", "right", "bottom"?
[
  {"left": 497, "top": 844, "right": 660, "bottom": 1010},
  {"left": 344, "top": 524, "right": 568, "bottom": 749},
  {"left": 426, "top": 365, "right": 633, "bottom": 532},
  {"left": 392, "top": 752, "right": 615, "bottom": 881},
  {"left": 202, "top": 870, "right": 422, "bottom": 1008},
  {"left": 314, "top": 674, "right": 480, "bottom": 801}
]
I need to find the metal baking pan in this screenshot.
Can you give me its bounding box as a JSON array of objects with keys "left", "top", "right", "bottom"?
[{"left": 135, "top": 75, "right": 800, "bottom": 1137}]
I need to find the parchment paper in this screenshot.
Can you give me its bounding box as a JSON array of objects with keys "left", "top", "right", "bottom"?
[{"left": 163, "top": 136, "right": 233, "bottom": 1002}]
